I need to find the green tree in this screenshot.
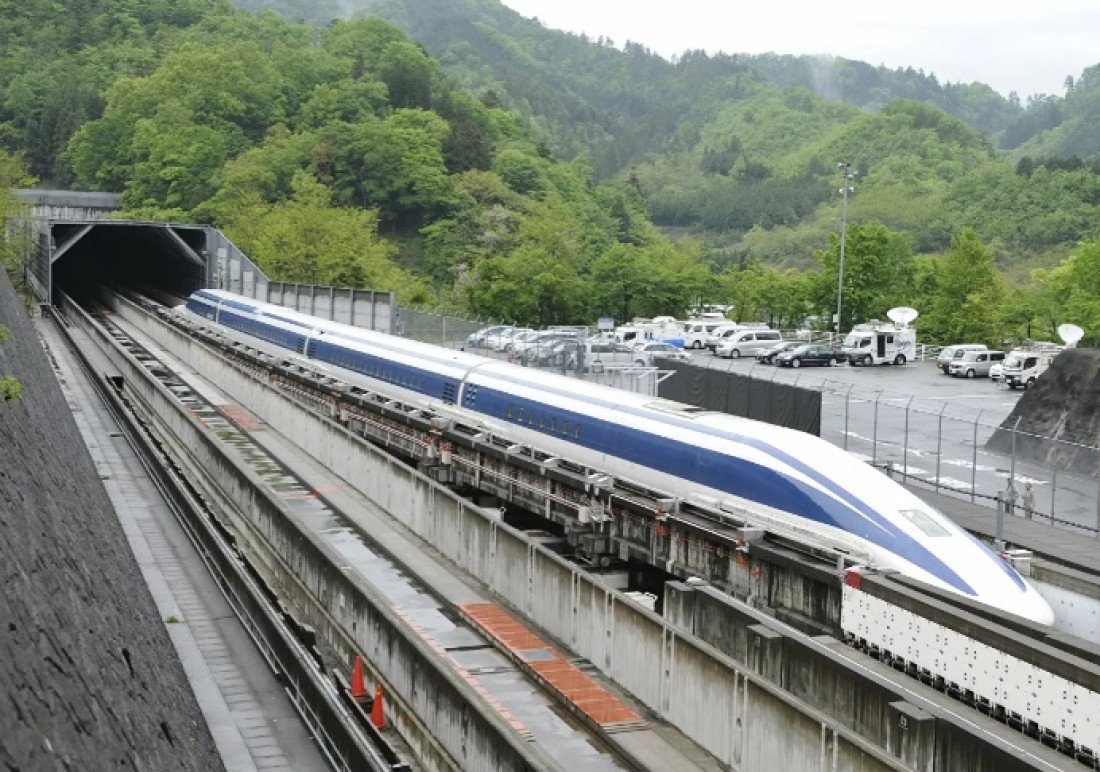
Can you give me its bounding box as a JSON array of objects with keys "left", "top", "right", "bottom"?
[
  {"left": 921, "top": 230, "right": 1004, "bottom": 344},
  {"left": 224, "top": 171, "right": 426, "bottom": 300},
  {"left": 1034, "top": 238, "right": 1100, "bottom": 344},
  {"left": 588, "top": 241, "right": 708, "bottom": 322},
  {"left": 465, "top": 196, "right": 587, "bottom": 325},
  {"left": 0, "top": 149, "right": 33, "bottom": 287},
  {"left": 811, "top": 222, "right": 916, "bottom": 331}
]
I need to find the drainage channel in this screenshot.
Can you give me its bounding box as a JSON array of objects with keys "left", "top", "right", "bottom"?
[{"left": 88, "top": 298, "right": 638, "bottom": 772}]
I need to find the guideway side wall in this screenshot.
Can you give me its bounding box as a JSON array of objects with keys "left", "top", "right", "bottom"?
[
  {"left": 666, "top": 582, "right": 1056, "bottom": 772},
  {"left": 115, "top": 298, "right": 911, "bottom": 771}
]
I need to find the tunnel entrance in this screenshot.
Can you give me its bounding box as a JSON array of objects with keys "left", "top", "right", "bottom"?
[{"left": 49, "top": 222, "right": 209, "bottom": 304}]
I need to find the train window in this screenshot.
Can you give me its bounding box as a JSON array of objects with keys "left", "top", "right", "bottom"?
[
  {"left": 539, "top": 414, "right": 545, "bottom": 429},
  {"left": 898, "top": 509, "right": 950, "bottom": 537},
  {"left": 550, "top": 417, "right": 557, "bottom": 433},
  {"left": 574, "top": 425, "right": 581, "bottom": 440},
  {"left": 517, "top": 407, "right": 525, "bottom": 422},
  {"left": 507, "top": 405, "right": 514, "bottom": 419},
  {"left": 561, "top": 421, "right": 570, "bottom": 436}
]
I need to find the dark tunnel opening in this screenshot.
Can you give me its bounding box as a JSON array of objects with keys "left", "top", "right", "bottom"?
[{"left": 50, "top": 223, "right": 208, "bottom": 305}]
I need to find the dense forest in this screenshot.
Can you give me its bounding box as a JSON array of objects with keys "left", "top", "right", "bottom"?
[{"left": 3, "top": 0, "right": 1100, "bottom": 344}]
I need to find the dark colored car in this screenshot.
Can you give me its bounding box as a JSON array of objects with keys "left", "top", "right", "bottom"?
[
  {"left": 756, "top": 340, "right": 801, "bottom": 364},
  {"left": 775, "top": 344, "right": 843, "bottom": 368}
]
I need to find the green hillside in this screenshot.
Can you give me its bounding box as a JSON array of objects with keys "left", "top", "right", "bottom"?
[
  {"left": 4, "top": 0, "right": 1100, "bottom": 344},
  {"left": 230, "top": 1, "right": 1100, "bottom": 269}
]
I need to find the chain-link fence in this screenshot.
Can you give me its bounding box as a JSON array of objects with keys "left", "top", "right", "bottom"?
[{"left": 395, "top": 307, "right": 498, "bottom": 348}]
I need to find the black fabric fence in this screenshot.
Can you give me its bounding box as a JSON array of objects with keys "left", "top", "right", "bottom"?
[{"left": 657, "top": 360, "right": 822, "bottom": 436}]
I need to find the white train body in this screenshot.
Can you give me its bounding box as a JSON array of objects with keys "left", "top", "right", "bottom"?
[{"left": 183, "top": 290, "right": 1054, "bottom": 626}]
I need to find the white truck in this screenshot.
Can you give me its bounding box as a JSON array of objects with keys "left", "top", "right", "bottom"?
[
  {"left": 842, "top": 322, "right": 916, "bottom": 366},
  {"left": 613, "top": 319, "right": 686, "bottom": 348},
  {"left": 1001, "top": 344, "right": 1062, "bottom": 390}
]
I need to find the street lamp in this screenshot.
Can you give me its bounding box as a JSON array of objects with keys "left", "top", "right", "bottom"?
[{"left": 834, "top": 162, "right": 856, "bottom": 337}]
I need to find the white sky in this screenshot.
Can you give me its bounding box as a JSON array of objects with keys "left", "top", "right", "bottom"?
[{"left": 500, "top": 0, "right": 1100, "bottom": 98}]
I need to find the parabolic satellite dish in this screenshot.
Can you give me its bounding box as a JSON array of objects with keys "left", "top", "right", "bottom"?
[
  {"left": 887, "top": 307, "right": 919, "bottom": 327},
  {"left": 1057, "top": 323, "right": 1084, "bottom": 347}
]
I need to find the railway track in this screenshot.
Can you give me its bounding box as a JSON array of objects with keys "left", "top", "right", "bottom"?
[{"left": 49, "top": 294, "right": 410, "bottom": 771}]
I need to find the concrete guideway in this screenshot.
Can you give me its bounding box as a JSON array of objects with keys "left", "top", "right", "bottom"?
[
  {"left": 130, "top": 312, "right": 720, "bottom": 771},
  {"left": 37, "top": 317, "right": 328, "bottom": 772},
  {"left": 87, "top": 299, "right": 676, "bottom": 771}
]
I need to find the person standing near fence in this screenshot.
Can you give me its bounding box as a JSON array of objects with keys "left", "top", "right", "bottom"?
[{"left": 1022, "top": 481, "right": 1036, "bottom": 519}]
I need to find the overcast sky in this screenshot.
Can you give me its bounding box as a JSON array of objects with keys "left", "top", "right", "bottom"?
[{"left": 500, "top": 0, "right": 1099, "bottom": 98}]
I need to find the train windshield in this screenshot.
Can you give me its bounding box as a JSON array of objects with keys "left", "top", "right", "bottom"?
[{"left": 898, "top": 509, "right": 951, "bottom": 537}]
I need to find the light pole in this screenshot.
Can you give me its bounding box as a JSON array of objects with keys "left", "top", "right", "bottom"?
[{"left": 835, "top": 162, "right": 855, "bottom": 337}]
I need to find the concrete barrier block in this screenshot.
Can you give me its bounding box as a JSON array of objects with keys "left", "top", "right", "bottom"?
[
  {"left": 747, "top": 623, "right": 784, "bottom": 682},
  {"left": 887, "top": 700, "right": 934, "bottom": 772}
]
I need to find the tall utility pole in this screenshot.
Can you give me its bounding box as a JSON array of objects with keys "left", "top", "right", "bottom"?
[{"left": 834, "top": 162, "right": 855, "bottom": 337}]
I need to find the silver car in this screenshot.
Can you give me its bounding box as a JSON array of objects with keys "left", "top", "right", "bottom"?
[
  {"left": 948, "top": 350, "right": 1004, "bottom": 378},
  {"left": 937, "top": 343, "right": 988, "bottom": 373},
  {"left": 632, "top": 342, "right": 691, "bottom": 367}
]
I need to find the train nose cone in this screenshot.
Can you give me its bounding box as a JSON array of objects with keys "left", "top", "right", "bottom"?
[{"left": 1014, "top": 586, "right": 1055, "bottom": 626}]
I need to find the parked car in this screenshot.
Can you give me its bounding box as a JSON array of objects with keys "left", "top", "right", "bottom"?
[
  {"left": 504, "top": 330, "right": 540, "bottom": 353},
  {"left": 704, "top": 324, "right": 741, "bottom": 352},
  {"left": 465, "top": 325, "right": 513, "bottom": 349},
  {"left": 756, "top": 341, "right": 801, "bottom": 364},
  {"left": 518, "top": 333, "right": 575, "bottom": 365},
  {"left": 936, "top": 343, "right": 988, "bottom": 374},
  {"left": 512, "top": 331, "right": 565, "bottom": 362},
  {"left": 775, "top": 344, "right": 843, "bottom": 368},
  {"left": 632, "top": 342, "right": 692, "bottom": 367},
  {"left": 489, "top": 327, "right": 533, "bottom": 352},
  {"left": 715, "top": 329, "right": 783, "bottom": 359},
  {"left": 948, "top": 350, "right": 1005, "bottom": 378},
  {"left": 990, "top": 362, "right": 1004, "bottom": 382}
]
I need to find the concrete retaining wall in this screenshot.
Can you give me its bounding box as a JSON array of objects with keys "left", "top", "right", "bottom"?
[{"left": 119, "top": 300, "right": 907, "bottom": 771}]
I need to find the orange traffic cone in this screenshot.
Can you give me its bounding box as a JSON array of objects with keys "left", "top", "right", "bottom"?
[
  {"left": 350, "top": 655, "right": 366, "bottom": 700},
  {"left": 371, "top": 683, "right": 385, "bottom": 729}
]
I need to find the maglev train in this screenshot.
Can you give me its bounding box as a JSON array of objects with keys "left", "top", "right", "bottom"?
[{"left": 183, "top": 289, "right": 1055, "bottom": 625}]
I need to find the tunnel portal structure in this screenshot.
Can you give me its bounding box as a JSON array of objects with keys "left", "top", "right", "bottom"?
[{"left": 15, "top": 189, "right": 394, "bottom": 333}]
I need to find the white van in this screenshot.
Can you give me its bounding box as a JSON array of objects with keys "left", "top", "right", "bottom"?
[
  {"left": 716, "top": 329, "right": 783, "bottom": 359},
  {"left": 683, "top": 320, "right": 726, "bottom": 349},
  {"left": 705, "top": 322, "right": 768, "bottom": 352}
]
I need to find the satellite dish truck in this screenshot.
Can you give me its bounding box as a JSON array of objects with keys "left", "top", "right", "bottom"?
[{"left": 841, "top": 307, "right": 918, "bottom": 366}]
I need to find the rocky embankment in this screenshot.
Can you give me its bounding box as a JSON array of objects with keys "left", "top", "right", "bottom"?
[{"left": 986, "top": 348, "right": 1100, "bottom": 477}]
